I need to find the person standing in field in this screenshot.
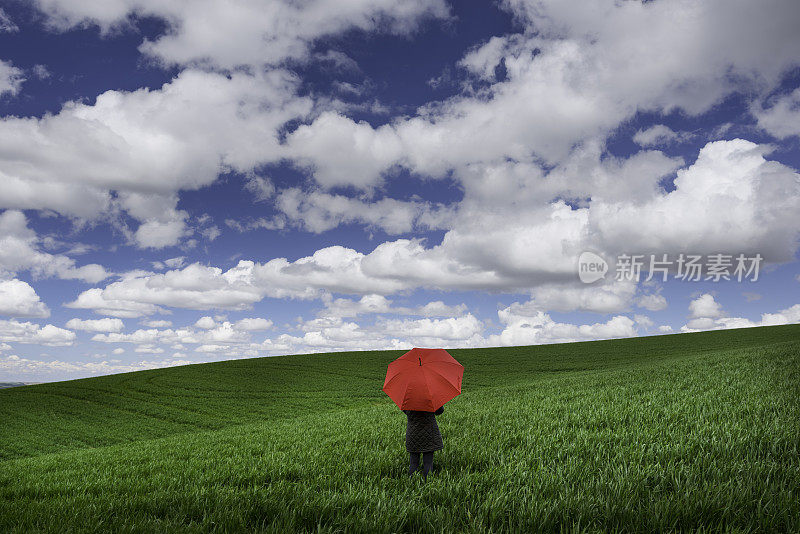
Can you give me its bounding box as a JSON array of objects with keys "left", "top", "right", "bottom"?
[{"left": 403, "top": 405, "right": 444, "bottom": 479}]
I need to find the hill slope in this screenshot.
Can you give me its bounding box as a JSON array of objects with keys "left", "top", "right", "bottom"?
[{"left": 1, "top": 325, "right": 799, "bottom": 532}]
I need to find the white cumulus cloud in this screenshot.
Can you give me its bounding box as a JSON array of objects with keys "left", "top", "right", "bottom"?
[
  {"left": 752, "top": 88, "right": 800, "bottom": 139},
  {"left": 681, "top": 294, "right": 800, "bottom": 332},
  {"left": 0, "top": 319, "right": 75, "bottom": 346},
  {"left": 0, "top": 210, "right": 108, "bottom": 283},
  {"left": 0, "top": 279, "right": 50, "bottom": 318},
  {"left": 65, "top": 317, "right": 125, "bottom": 333},
  {"left": 34, "top": 0, "right": 450, "bottom": 69},
  {"left": 0, "top": 59, "right": 23, "bottom": 96}
]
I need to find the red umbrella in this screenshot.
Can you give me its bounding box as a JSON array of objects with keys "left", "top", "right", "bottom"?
[{"left": 382, "top": 347, "right": 464, "bottom": 411}]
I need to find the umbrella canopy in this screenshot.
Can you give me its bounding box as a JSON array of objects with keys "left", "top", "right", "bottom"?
[{"left": 382, "top": 347, "right": 464, "bottom": 411}]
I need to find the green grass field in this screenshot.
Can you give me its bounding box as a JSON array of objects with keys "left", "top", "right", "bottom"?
[{"left": 1, "top": 324, "right": 799, "bottom": 533}]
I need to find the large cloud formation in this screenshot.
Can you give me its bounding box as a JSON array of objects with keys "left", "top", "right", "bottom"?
[
  {"left": 0, "top": 210, "right": 107, "bottom": 283},
  {"left": 0, "top": 279, "right": 50, "bottom": 318},
  {"left": 34, "top": 0, "right": 449, "bottom": 68},
  {"left": 3, "top": 0, "right": 799, "bottom": 256},
  {"left": 67, "top": 137, "right": 800, "bottom": 319},
  {"left": 1, "top": 0, "right": 799, "bottom": 378},
  {"left": 1, "top": 0, "right": 449, "bottom": 247},
  {"left": 0, "top": 70, "right": 312, "bottom": 247},
  {"left": 286, "top": 0, "right": 800, "bottom": 184}
]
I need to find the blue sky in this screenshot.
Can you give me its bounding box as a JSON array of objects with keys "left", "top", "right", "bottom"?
[{"left": 0, "top": 0, "right": 799, "bottom": 382}]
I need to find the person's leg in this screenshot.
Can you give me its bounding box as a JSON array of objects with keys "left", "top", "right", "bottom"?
[
  {"left": 421, "top": 451, "right": 434, "bottom": 479},
  {"left": 409, "top": 452, "right": 420, "bottom": 476}
]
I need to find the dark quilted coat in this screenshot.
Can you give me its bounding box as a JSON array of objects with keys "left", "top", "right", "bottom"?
[{"left": 403, "top": 406, "right": 444, "bottom": 453}]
